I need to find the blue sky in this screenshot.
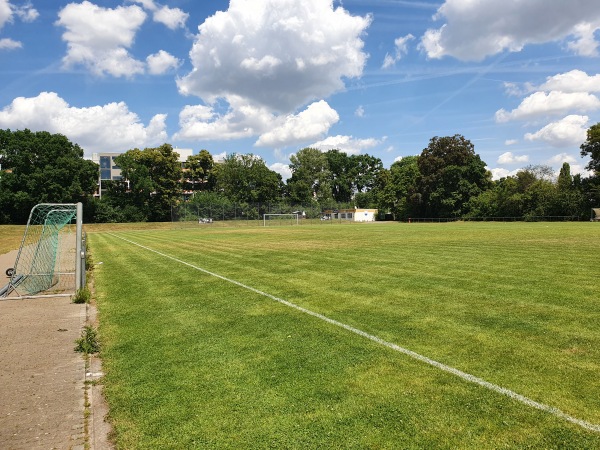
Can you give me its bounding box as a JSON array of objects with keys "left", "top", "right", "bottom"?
[{"left": 1, "top": 0, "right": 599, "bottom": 181}]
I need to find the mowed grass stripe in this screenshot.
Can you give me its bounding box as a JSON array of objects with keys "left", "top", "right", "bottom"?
[
  {"left": 106, "top": 222, "right": 600, "bottom": 416},
  {"left": 108, "top": 231, "right": 600, "bottom": 436},
  {"left": 90, "top": 223, "right": 600, "bottom": 448}
]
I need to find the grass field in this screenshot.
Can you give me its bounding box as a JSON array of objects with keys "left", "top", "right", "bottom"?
[
  {"left": 89, "top": 221, "right": 600, "bottom": 449},
  {"left": 0, "top": 225, "right": 26, "bottom": 254}
]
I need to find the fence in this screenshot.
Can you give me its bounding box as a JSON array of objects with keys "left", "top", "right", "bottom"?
[
  {"left": 406, "top": 216, "right": 582, "bottom": 223},
  {"left": 171, "top": 202, "right": 349, "bottom": 226}
]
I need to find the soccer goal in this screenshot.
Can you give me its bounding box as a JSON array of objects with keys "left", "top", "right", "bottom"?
[
  {"left": 1, "top": 203, "right": 84, "bottom": 299},
  {"left": 263, "top": 213, "right": 299, "bottom": 226}
]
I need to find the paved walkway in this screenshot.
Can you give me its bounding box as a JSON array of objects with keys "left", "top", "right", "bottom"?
[{"left": 0, "top": 251, "right": 110, "bottom": 449}]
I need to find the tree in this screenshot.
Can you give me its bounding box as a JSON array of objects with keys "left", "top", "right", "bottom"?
[
  {"left": 417, "top": 134, "right": 491, "bottom": 217},
  {"left": 554, "top": 163, "right": 585, "bottom": 217},
  {"left": 466, "top": 176, "right": 524, "bottom": 218},
  {"left": 184, "top": 149, "right": 214, "bottom": 193},
  {"left": 324, "top": 149, "right": 353, "bottom": 203},
  {"left": 113, "top": 144, "right": 183, "bottom": 221},
  {"left": 323, "top": 150, "right": 384, "bottom": 204},
  {"left": 376, "top": 156, "right": 421, "bottom": 220},
  {"left": 215, "top": 153, "right": 282, "bottom": 204},
  {"left": 287, "top": 148, "right": 332, "bottom": 204},
  {"left": 349, "top": 154, "right": 384, "bottom": 194},
  {"left": 467, "top": 163, "right": 588, "bottom": 220},
  {"left": 0, "top": 129, "right": 98, "bottom": 224},
  {"left": 580, "top": 122, "right": 600, "bottom": 173}
]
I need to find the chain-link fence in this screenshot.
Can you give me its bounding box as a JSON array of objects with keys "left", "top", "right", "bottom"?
[{"left": 170, "top": 202, "right": 361, "bottom": 227}]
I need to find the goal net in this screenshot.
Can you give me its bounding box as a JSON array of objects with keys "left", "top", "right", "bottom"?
[
  {"left": 1, "top": 203, "right": 83, "bottom": 298},
  {"left": 263, "top": 213, "right": 299, "bottom": 226}
]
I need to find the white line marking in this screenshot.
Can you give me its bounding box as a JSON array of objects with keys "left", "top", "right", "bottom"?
[{"left": 108, "top": 233, "right": 600, "bottom": 433}]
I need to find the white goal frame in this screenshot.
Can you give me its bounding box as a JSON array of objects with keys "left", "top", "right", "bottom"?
[{"left": 263, "top": 213, "right": 299, "bottom": 226}]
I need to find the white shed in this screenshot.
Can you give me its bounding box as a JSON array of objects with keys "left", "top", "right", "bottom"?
[{"left": 322, "top": 208, "right": 378, "bottom": 222}]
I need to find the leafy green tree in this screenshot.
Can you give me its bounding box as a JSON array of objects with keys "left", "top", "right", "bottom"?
[
  {"left": 466, "top": 176, "right": 524, "bottom": 218},
  {"left": 467, "top": 163, "right": 587, "bottom": 219},
  {"left": 580, "top": 122, "right": 600, "bottom": 173},
  {"left": 215, "top": 153, "right": 282, "bottom": 204},
  {"left": 87, "top": 197, "right": 146, "bottom": 223},
  {"left": 582, "top": 175, "right": 600, "bottom": 212},
  {"left": 113, "top": 143, "right": 183, "bottom": 221},
  {"left": 185, "top": 149, "right": 214, "bottom": 192},
  {"left": 322, "top": 150, "right": 383, "bottom": 204},
  {"left": 0, "top": 129, "right": 98, "bottom": 224},
  {"left": 287, "top": 147, "right": 332, "bottom": 204},
  {"left": 417, "top": 134, "right": 491, "bottom": 217},
  {"left": 325, "top": 149, "right": 353, "bottom": 202},
  {"left": 376, "top": 156, "right": 421, "bottom": 220},
  {"left": 554, "top": 163, "right": 585, "bottom": 217},
  {"left": 350, "top": 154, "right": 384, "bottom": 194},
  {"left": 580, "top": 123, "right": 600, "bottom": 212}
]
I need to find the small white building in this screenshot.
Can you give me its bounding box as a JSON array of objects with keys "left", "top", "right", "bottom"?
[
  {"left": 322, "top": 208, "right": 378, "bottom": 222},
  {"left": 173, "top": 148, "right": 193, "bottom": 165}
]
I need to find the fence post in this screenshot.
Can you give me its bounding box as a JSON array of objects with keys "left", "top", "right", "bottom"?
[{"left": 75, "top": 202, "right": 83, "bottom": 291}]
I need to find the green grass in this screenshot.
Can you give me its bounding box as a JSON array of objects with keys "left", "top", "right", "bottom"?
[
  {"left": 0, "top": 225, "right": 25, "bottom": 254},
  {"left": 90, "top": 222, "right": 600, "bottom": 448}
]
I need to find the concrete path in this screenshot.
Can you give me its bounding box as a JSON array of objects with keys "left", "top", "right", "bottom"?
[{"left": 0, "top": 250, "right": 111, "bottom": 449}]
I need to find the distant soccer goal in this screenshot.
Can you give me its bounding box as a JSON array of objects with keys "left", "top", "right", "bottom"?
[
  {"left": 1, "top": 203, "right": 83, "bottom": 299},
  {"left": 263, "top": 213, "right": 299, "bottom": 226}
]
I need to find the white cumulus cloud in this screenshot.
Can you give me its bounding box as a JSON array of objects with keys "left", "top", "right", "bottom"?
[
  {"left": 255, "top": 100, "right": 339, "bottom": 148},
  {"left": 0, "top": 0, "right": 11, "bottom": 29},
  {"left": 488, "top": 167, "right": 520, "bottom": 181},
  {"left": 56, "top": 1, "right": 147, "bottom": 78},
  {"left": 420, "top": 0, "right": 600, "bottom": 61},
  {"left": 309, "top": 134, "right": 383, "bottom": 156},
  {"left": 128, "top": 0, "right": 188, "bottom": 29},
  {"left": 539, "top": 70, "right": 600, "bottom": 93},
  {"left": 269, "top": 162, "right": 292, "bottom": 181},
  {"left": 147, "top": 50, "right": 181, "bottom": 75},
  {"left": 177, "top": 0, "right": 371, "bottom": 113},
  {"left": 0, "top": 0, "right": 38, "bottom": 50},
  {"left": 495, "top": 91, "right": 600, "bottom": 123},
  {"left": 524, "top": 115, "right": 589, "bottom": 147},
  {"left": 0, "top": 92, "right": 168, "bottom": 156},
  {"left": 153, "top": 5, "right": 188, "bottom": 30},
  {"left": 174, "top": 96, "right": 274, "bottom": 141},
  {"left": 14, "top": 2, "right": 38, "bottom": 22},
  {"left": 0, "top": 37, "right": 19, "bottom": 49},
  {"left": 497, "top": 152, "right": 529, "bottom": 165}
]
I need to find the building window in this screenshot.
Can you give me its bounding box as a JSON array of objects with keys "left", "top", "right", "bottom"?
[
  {"left": 341, "top": 213, "right": 346, "bottom": 219},
  {"left": 347, "top": 213, "right": 353, "bottom": 219},
  {"left": 100, "top": 168, "right": 111, "bottom": 180},
  {"left": 100, "top": 156, "right": 111, "bottom": 169}
]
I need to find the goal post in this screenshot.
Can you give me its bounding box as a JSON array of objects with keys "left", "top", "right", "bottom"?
[
  {"left": 1, "top": 202, "right": 83, "bottom": 299},
  {"left": 263, "top": 213, "right": 299, "bottom": 226}
]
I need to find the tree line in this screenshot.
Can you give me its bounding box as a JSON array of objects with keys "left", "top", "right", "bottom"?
[{"left": 1, "top": 125, "right": 599, "bottom": 224}]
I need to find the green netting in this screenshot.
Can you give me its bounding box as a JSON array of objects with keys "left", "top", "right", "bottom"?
[{"left": 6, "top": 204, "right": 78, "bottom": 297}]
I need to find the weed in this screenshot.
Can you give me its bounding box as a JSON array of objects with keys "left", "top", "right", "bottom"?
[
  {"left": 73, "top": 286, "right": 91, "bottom": 304},
  {"left": 75, "top": 325, "right": 100, "bottom": 354}
]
